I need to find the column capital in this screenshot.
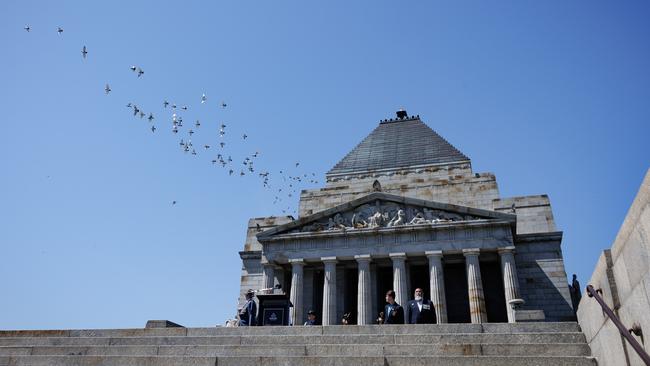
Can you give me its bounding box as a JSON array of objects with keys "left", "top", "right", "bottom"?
[
  {"left": 289, "top": 258, "right": 305, "bottom": 266},
  {"left": 425, "top": 250, "right": 444, "bottom": 258},
  {"left": 354, "top": 254, "right": 372, "bottom": 263},
  {"left": 463, "top": 248, "right": 481, "bottom": 257},
  {"left": 389, "top": 252, "right": 407, "bottom": 260},
  {"left": 497, "top": 246, "right": 516, "bottom": 255},
  {"left": 321, "top": 256, "right": 338, "bottom": 263}
]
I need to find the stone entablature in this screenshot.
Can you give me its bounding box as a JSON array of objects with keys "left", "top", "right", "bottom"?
[{"left": 258, "top": 192, "right": 516, "bottom": 263}]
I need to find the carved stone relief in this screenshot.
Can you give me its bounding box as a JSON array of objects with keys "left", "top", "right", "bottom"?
[{"left": 293, "top": 200, "right": 484, "bottom": 233}]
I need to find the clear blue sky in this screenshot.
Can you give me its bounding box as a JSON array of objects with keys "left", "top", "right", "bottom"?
[{"left": 1, "top": 1, "right": 648, "bottom": 330}]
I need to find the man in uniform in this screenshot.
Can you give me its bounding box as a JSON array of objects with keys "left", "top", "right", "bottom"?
[
  {"left": 383, "top": 290, "right": 404, "bottom": 324},
  {"left": 239, "top": 290, "right": 257, "bottom": 326},
  {"left": 407, "top": 288, "right": 437, "bottom": 324}
]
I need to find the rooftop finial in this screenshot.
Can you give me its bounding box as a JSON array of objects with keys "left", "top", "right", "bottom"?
[{"left": 396, "top": 108, "right": 408, "bottom": 119}]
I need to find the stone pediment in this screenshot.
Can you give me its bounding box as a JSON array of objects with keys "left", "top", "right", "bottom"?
[{"left": 257, "top": 193, "right": 516, "bottom": 239}]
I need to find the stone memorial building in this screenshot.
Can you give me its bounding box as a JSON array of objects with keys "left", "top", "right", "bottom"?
[{"left": 238, "top": 110, "right": 575, "bottom": 326}]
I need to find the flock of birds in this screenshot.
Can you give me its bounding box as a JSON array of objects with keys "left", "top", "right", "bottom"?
[{"left": 24, "top": 24, "right": 322, "bottom": 216}]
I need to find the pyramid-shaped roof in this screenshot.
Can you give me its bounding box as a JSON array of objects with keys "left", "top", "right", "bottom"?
[{"left": 327, "top": 113, "right": 470, "bottom": 178}]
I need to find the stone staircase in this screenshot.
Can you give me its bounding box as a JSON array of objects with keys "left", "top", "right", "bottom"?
[{"left": 0, "top": 322, "right": 596, "bottom": 365}]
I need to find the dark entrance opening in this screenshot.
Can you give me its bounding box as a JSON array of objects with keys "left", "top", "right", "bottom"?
[
  {"left": 409, "top": 264, "right": 430, "bottom": 301},
  {"left": 343, "top": 268, "right": 358, "bottom": 325},
  {"left": 480, "top": 261, "right": 508, "bottom": 323},
  {"left": 312, "top": 269, "right": 324, "bottom": 325},
  {"left": 375, "top": 266, "right": 393, "bottom": 318},
  {"left": 444, "top": 262, "right": 471, "bottom": 323}
]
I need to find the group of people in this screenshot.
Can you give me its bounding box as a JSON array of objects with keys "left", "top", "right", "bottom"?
[{"left": 236, "top": 287, "right": 437, "bottom": 326}]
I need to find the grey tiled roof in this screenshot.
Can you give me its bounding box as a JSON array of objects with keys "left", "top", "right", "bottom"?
[{"left": 327, "top": 116, "right": 470, "bottom": 177}]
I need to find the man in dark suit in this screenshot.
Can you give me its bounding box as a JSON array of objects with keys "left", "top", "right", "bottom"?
[
  {"left": 383, "top": 290, "right": 404, "bottom": 324},
  {"left": 407, "top": 288, "right": 437, "bottom": 324},
  {"left": 239, "top": 290, "right": 257, "bottom": 326}
]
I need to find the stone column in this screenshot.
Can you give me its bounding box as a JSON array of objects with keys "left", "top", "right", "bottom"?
[
  {"left": 463, "top": 249, "right": 487, "bottom": 324},
  {"left": 426, "top": 250, "right": 448, "bottom": 323},
  {"left": 390, "top": 253, "right": 408, "bottom": 324},
  {"left": 262, "top": 263, "right": 275, "bottom": 293},
  {"left": 355, "top": 255, "right": 372, "bottom": 325},
  {"left": 498, "top": 246, "right": 521, "bottom": 323},
  {"left": 289, "top": 259, "right": 305, "bottom": 326},
  {"left": 321, "top": 256, "right": 338, "bottom": 326}
]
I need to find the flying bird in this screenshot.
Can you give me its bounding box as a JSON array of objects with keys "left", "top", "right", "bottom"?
[
  {"left": 181, "top": 105, "right": 188, "bottom": 111},
  {"left": 81, "top": 46, "right": 87, "bottom": 59},
  {"left": 147, "top": 113, "right": 154, "bottom": 122},
  {"left": 130, "top": 66, "right": 137, "bottom": 72},
  {"left": 201, "top": 94, "right": 207, "bottom": 104},
  {"left": 137, "top": 68, "right": 144, "bottom": 77},
  {"left": 57, "top": 27, "right": 63, "bottom": 35},
  {"left": 242, "top": 134, "right": 248, "bottom": 140},
  {"left": 24, "top": 25, "right": 30, "bottom": 32},
  {"left": 163, "top": 100, "right": 169, "bottom": 108},
  {"left": 195, "top": 120, "right": 201, "bottom": 128},
  {"left": 151, "top": 125, "right": 156, "bottom": 133},
  {"left": 172, "top": 201, "right": 177, "bottom": 205},
  {"left": 104, "top": 84, "right": 111, "bottom": 94},
  {"left": 220, "top": 101, "right": 227, "bottom": 109}
]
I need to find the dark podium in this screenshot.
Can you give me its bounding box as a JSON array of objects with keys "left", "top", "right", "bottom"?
[{"left": 256, "top": 293, "right": 291, "bottom": 326}]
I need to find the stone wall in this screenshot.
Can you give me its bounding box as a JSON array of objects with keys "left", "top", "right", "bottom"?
[
  {"left": 514, "top": 233, "right": 575, "bottom": 321},
  {"left": 577, "top": 169, "right": 650, "bottom": 366},
  {"left": 238, "top": 216, "right": 294, "bottom": 309},
  {"left": 300, "top": 167, "right": 500, "bottom": 217}
]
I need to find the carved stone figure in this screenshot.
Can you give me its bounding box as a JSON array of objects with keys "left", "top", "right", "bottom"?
[
  {"left": 387, "top": 209, "right": 406, "bottom": 227},
  {"left": 368, "top": 211, "right": 383, "bottom": 228},
  {"left": 408, "top": 211, "right": 428, "bottom": 225}
]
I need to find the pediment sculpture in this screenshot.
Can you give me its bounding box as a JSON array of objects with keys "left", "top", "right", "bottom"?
[{"left": 294, "top": 200, "right": 484, "bottom": 233}]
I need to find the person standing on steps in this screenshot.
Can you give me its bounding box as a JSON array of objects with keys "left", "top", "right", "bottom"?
[
  {"left": 407, "top": 288, "right": 437, "bottom": 324},
  {"left": 383, "top": 290, "right": 404, "bottom": 324},
  {"left": 239, "top": 290, "right": 257, "bottom": 326}
]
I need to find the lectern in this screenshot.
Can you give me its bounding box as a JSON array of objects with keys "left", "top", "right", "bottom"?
[{"left": 256, "top": 293, "right": 292, "bottom": 326}]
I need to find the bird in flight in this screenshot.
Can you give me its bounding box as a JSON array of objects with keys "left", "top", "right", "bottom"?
[
  {"left": 130, "top": 66, "right": 137, "bottom": 72},
  {"left": 242, "top": 134, "right": 248, "bottom": 140},
  {"left": 104, "top": 84, "right": 111, "bottom": 94},
  {"left": 57, "top": 27, "right": 63, "bottom": 35},
  {"left": 201, "top": 93, "right": 207, "bottom": 104},
  {"left": 147, "top": 113, "right": 154, "bottom": 122},
  {"left": 151, "top": 125, "right": 156, "bottom": 133},
  {"left": 172, "top": 200, "right": 177, "bottom": 205},
  {"left": 137, "top": 68, "right": 144, "bottom": 77},
  {"left": 163, "top": 100, "right": 169, "bottom": 108},
  {"left": 24, "top": 25, "right": 30, "bottom": 32},
  {"left": 221, "top": 101, "right": 227, "bottom": 109},
  {"left": 81, "top": 46, "right": 87, "bottom": 59},
  {"left": 195, "top": 120, "right": 201, "bottom": 128}
]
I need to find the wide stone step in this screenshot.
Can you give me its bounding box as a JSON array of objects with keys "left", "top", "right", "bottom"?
[
  {"left": 0, "top": 343, "right": 592, "bottom": 357},
  {"left": 0, "top": 323, "right": 581, "bottom": 338},
  {"left": 0, "top": 355, "right": 598, "bottom": 366},
  {"left": 0, "top": 332, "right": 586, "bottom": 347}
]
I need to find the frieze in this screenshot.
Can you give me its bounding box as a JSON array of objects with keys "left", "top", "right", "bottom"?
[{"left": 292, "top": 200, "right": 483, "bottom": 234}]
